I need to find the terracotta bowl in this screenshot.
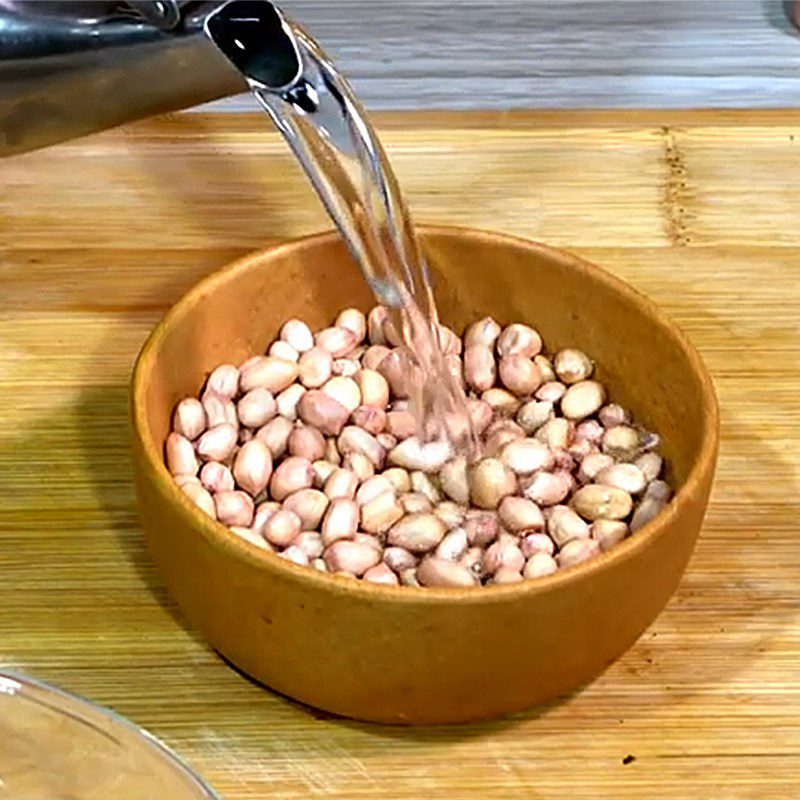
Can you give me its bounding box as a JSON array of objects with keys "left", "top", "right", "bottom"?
[{"left": 131, "top": 226, "right": 718, "bottom": 725}]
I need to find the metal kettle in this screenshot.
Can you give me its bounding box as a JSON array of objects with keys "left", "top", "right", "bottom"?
[{"left": 0, "top": 1, "right": 255, "bottom": 156}]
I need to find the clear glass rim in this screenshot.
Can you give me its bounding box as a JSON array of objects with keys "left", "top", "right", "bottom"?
[{"left": 0, "top": 670, "right": 222, "bottom": 800}]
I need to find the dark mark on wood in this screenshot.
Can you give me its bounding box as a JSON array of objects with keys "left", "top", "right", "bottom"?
[
  {"left": 661, "top": 126, "right": 690, "bottom": 247},
  {"left": 622, "top": 754, "right": 636, "bottom": 765}
]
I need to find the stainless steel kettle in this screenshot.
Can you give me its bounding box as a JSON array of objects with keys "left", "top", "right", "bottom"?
[{"left": 0, "top": 1, "right": 254, "bottom": 156}]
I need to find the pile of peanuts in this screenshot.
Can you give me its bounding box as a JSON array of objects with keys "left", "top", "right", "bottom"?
[{"left": 165, "top": 307, "right": 672, "bottom": 587}]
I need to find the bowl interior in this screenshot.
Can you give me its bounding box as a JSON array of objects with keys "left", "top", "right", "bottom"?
[{"left": 139, "top": 227, "right": 713, "bottom": 497}]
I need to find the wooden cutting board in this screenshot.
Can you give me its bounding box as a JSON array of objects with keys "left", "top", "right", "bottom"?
[{"left": 1, "top": 110, "right": 799, "bottom": 799}]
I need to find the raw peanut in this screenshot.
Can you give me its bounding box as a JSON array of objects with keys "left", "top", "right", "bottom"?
[
  {"left": 206, "top": 364, "right": 240, "bottom": 399},
  {"left": 535, "top": 381, "right": 567, "bottom": 403},
  {"left": 288, "top": 426, "right": 326, "bottom": 461},
  {"left": 400, "top": 568, "right": 421, "bottom": 586},
  {"left": 575, "top": 419, "right": 604, "bottom": 443},
  {"left": 338, "top": 425, "right": 385, "bottom": 467},
  {"left": 325, "top": 437, "right": 342, "bottom": 465},
  {"left": 323, "top": 466, "right": 358, "bottom": 499},
  {"left": 312, "top": 454, "right": 339, "bottom": 485},
  {"left": 367, "top": 306, "right": 389, "bottom": 345},
  {"left": 534, "top": 354, "right": 556, "bottom": 383},
  {"left": 200, "top": 461, "right": 234, "bottom": 494},
  {"left": 466, "top": 398, "right": 494, "bottom": 435},
  {"left": 417, "top": 557, "right": 476, "bottom": 587},
  {"left": 497, "top": 323, "right": 542, "bottom": 358},
  {"left": 297, "top": 390, "right": 350, "bottom": 436},
  {"left": 631, "top": 497, "right": 666, "bottom": 532},
  {"left": 554, "top": 348, "right": 593, "bottom": 384},
  {"left": 312, "top": 558, "right": 327, "bottom": 572},
  {"left": 283, "top": 488, "right": 329, "bottom": 531},
  {"left": 390, "top": 399, "right": 410, "bottom": 412},
  {"left": 599, "top": 403, "right": 629, "bottom": 428},
  {"left": 386, "top": 410, "right": 417, "bottom": 440},
  {"left": 388, "top": 513, "right": 447, "bottom": 553},
  {"left": 500, "top": 438, "right": 553, "bottom": 475},
  {"left": 388, "top": 436, "right": 451, "bottom": 472},
  {"left": 276, "top": 384, "right": 306, "bottom": 420},
  {"left": 280, "top": 319, "right": 314, "bottom": 353},
  {"left": 181, "top": 482, "right": 216, "bottom": 518},
  {"left": 356, "top": 475, "right": 395, "bottom": 506},
  {"left": 196, "top": 424, "right": 237, "bottom": 462},
  {"left": 316, "top": 326, "right": 358, "bottom": 357},
  {"left": 376, "top": 432, "right": 397, "bottom": 450},
  {"left": 360, "top": 491, "right": 404, "bottom": 534},
  {"left": 336, "top": 308, "right": 367, "bottom": 343},
  {"left": 166, "top": 432, "right": 198, "bottom": 476},
  {"left": 486, "top": 417, "right": 525, "bottom": 439},
  {"left": 556, "top": 538, "right": 601, "bottom": 569},
  {"left": 269, "top": 340, "right": 299, "bottom": 362},
  {"left": 561, "top": 380, "right": 606, "bottom": 420},
  {"left": 460, "top": 546, "right": 485, "bottom": 578},
  {"left": 256, "top": 416, "right": 293, "bottom": 458},
  {"left": 298, "top": 347, "right": 333, "bottom": 388},
  {"left": 362, "top": 344, "right": 390, "bottom": 370},
  {"left": 400, "top": 492, "right": 433, "bottom": 514},
  {"left": 434, "top": 502, "right": 466, "bottom": 529},
  {"left": 344, "top": 452, "right": 374, "bottom": 481},
  {"left": 439, "top": 456, "right": 470, "bottom": 505},
  {"left": 435, "top": 527, "right": 469, "bottom": 562},
  {"left": 215, "top": 490, "right": 254, "bottom": 527},
  {"left": 363, "top": 563, "right": 400, "bottom": 585},
  {"left": 482, "top": 539, "right": 525, "bottom": 575},
  {"left": 521, "top": 532, "right": 556, "bottom": 558},
  {"left": 516, "top": 400, "right": 553, "bottom": 434},
  {"left": 377, "top": 349, "right": 411, "bottom": 398},
  {"left": 646, "top": 479, "right": 672, "bottom": 502},
  {"left": 173, "top": 398, "right": 206, "bottom": 440},
  {"left": 498, "top": 496, "right": 545, "bottom": 532},
  {"left": 383, "top": 318, "right": 403, "bottom": 347},
  {"left": 463, "top": 345, "right": 496, "bottom": 392},
  {"left": 601, "top": 425, "right": 640, "bottom": 460},
  {"left": 324, "top": 540, "right": 381, "bottom": 576},
  {"left": 353, "top": 532, "right": 383, "bottom": 551},
  {"left": 464, "top": 316, "right": 501, "bottom": 349},
  {"left": 202, "top": 394, "right": 238, "bottom": 428},
  {"left": 354, "top": 369, "right": 389, "bottom": 409},
  {"left": 175, "top": 474, "right": 200, "bottom": 490},
  {"left": 493, "top": 567, "right": 524, "bottom": 584},
  {"left": 481, "top": 388, "right": 521, "bottom": 417},
  {"left": 464, "top": 511, "right": 500, "bottom": 546},
  {"left": 233, "top": 440, "right": 272, "bottom": 496},
  {"left": 262, "top": 508, "right": 302, "bottom": 546},
  {"left": 231, "top": 526, "right": 271, "bottom": 551},
  {"left": 384, "top": 546, "right": 418, "bottom": 572},
  {"left": 322, "top": 376, "right": 361, "bottom": 413},
  {"left": 536, "top": 417, "right": 571, "bottom": 450},
  {"left": 269, "top": 456, "right": 315, "bottom": 501},
  {"left": 635, "top": 452, "right": 663, "bottom": 483},
  {"left": 596, "top": 463, "right": 647, "bottom": 495},
  {"left": 237, "top": 387, "right": 277, "bottom": 428},
  {"left": 578, "top": 452, "right": 615, "bottom": 484},
  {"left": 252, "top": 501, "right": 281, "bottom": 534},
  {"left": 240, "top": 356, "right": 298, "bottom": 393},
  {"left": 281, "top": 545, "right": 310, "bottom": 566},
  {"left": 591, "top": 519, "right": 629, "bottom": 551},
  {"left": 351, "top": 405, "right": 386, "bottom": 435},
  {"left": 333, "top": 358, "right": 360, "bottom": 377},
  {"left": 295, "top": 531, "right": 324, "bottom": 559},
  {"left": 411, "top": 471, "right": 442, "bottom": 504},
  {"left": 568, "top": 438, "right": 594, "bottom": 460},
  {"left": 548, "top": 505, "right": 591, "bottom": 547},
  {"left": 499, "top": 355, "right": 542, "bottom": 396},
  {"left": 522, "top": 470, "right": 571, "bottom": 507},
  {"left": 321, "top": 498, "right": 359, "bottom": 545},
  {"left": 523, "top": 552, "right": 558, "bottom": 579},
  {"left": 436, "top": 324, "right": 462, "bottom": 355},
  {"left": 572, "top": 484, "right": 633, "bottom": 521},
  {"left": 469, "top": 458, "right": 516, "bottom": 510},
  {"left": 382, "top": 467, "right": 411, "bottom": 494}
]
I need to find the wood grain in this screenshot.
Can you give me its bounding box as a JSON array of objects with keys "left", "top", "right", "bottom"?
[
  {"left": 1, "top": 110, "right": 800, "bottom": 797},
  {"left": 200, "top": 0, "right": 800, "bottom": 111}
]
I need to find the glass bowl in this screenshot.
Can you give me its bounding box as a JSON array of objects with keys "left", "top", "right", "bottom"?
[{"left": 0, "top": 672, "right": 219, "bottom": 799}]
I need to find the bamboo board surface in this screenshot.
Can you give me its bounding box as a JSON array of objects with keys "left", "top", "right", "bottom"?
[{"left": 1, "top": 110, "right": 799, "bottom": 798}]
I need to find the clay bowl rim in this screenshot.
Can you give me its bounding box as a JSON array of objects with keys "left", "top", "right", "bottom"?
[{"left": 131, "top": 224, "right": 719, "bottom": 606}]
